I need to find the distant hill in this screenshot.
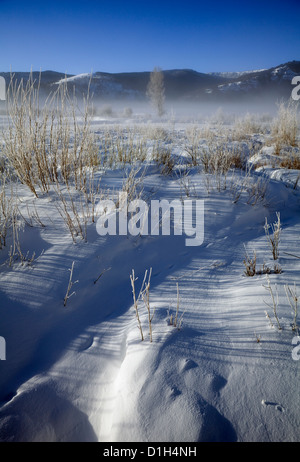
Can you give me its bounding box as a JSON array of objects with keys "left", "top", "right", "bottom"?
[{"left": 0, "top": 61, "right": 299, "bottom": 104}]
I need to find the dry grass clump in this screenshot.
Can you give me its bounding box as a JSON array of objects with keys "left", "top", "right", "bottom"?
[
  {"left": 200, "top": 145, "right": 251, "bottom": 195},
  {"left": 122, "top": 164, "right": 147, "bottom": 203},
  {"left": 184, "top": 123, "right": 247, "bottom": 172},
  {"left": 144, "top": 125, "right": 170, "bottom": 142},
  {"left": 271, "top": 101, "right": 298, "bottom": 154},
  {"left": 152, "top": 141, "right": 175, "bottom": 175},
  {"left": 280, "top": 149, "right": 300, "bottom": 170},
  {"left": 184, "top": 125, "right": 222, "bottom": 166},
  {"left": 3, "top": 73, "right": 99, "bottom": 197},
  {"left": 243, "top": 250, "right": 281, "bottom": 277},
  {"left": 200, "top": 143, "right": 247, "bottom": 194},
  {"left": 231, "top": 113, "right": 263, "bottom": 141},
  {"left": 0, "top": 176, "right": 38, "bottom": 266},
  {"left": 99, "top": 127, "right": 147, "bottom": 168},
  {"left": 245, "top": 174, "right": 269, "bottom": 206},
  {"left": 184, "top": 125, "right": 202, "bottom": 166},
  {"left": 243, "top": 212, "right": 282, "bottom": 277}
]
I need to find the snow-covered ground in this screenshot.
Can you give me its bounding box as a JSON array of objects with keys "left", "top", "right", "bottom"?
[{"left": 0, "top": 110, "right": 299, "bottom": 442}]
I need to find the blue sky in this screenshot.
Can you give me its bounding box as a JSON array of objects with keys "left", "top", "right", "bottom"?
[{"left": 1, "top": 0, "right": 300, "bottom": 74}]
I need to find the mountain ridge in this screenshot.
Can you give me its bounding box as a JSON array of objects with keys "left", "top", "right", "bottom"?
[{"left": 0, "top": 61, "right": 299, "bottom": 104}]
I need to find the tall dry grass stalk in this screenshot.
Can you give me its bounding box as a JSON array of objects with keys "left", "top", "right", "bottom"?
[
  {"left": 169, "top": 282, "right": 185, "bottom": 329},
  {"left": 264, "top": 212, "right": 281, "bottom": 261},
  {"left": 0, "top": 174, "right": 14, "bottom": 250},
  {"left": 63, "top": 261, "right": 78, "bottom": 307},
  {"left": 130, "top": 268, "right": 154, "bottom": 342},
  {"left": 263, "top": 275, "right": 282, "bottom": 330},
  {"left": 285, "top": 283, "right": 298, "bottom": 332},
  {"left": 141, "top": 268, "right": 154, "bottom": 342},
  {"left": 0, "top": 173, "right": 27, "bottom": 264},
  {"left": 130, "top": 269, "right": 146, "bottom": 341}
]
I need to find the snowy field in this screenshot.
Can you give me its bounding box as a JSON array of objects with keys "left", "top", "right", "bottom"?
[{"left": 0, "top": 100, "right": 299, "bottom": 442}]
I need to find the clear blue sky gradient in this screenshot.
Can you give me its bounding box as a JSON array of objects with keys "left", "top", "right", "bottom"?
[{"left": 1, "top": 0, "right": 300, "bottom": 74}]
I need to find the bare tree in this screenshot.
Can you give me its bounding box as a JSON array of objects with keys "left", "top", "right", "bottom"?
[{"left": 146, "top": 67, "right": 165, "bottom": 117}]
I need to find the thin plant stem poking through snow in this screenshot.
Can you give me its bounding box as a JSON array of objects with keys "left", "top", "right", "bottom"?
[
  {"left": 63, "top": 261, "right": 78, "bottom": 307},
  {"left": 283, "top": 252, "right": 300, "bottom": 260},
  {"left": 168, "top": 282, "right": 185, "bottom": 329},
  {"left": 263, "top": 275, "right": 282, "bottom": 330},
  {"left": 130, "top": 269, "right": 146, "bottom": 341},
  {"left": 264, "top": 212, "right": 281, "bottom": 261},
  {"left": 285, "top": 283, "right": 299, "bottom": 333},
  {"left": 243, "top": 248, "right": 257, "bottom": 277},
  {"left": 130, "top": 268, "right": 154, "bottom": 342},
  {"left": 174, "top": 282, "right": 180, "bottom": 328},
  {"left": 93, "top": 267, "right": 111, "bottom": 285},
  {"left": 141, "top": 268, "right": 155, "bottom": 343}
]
